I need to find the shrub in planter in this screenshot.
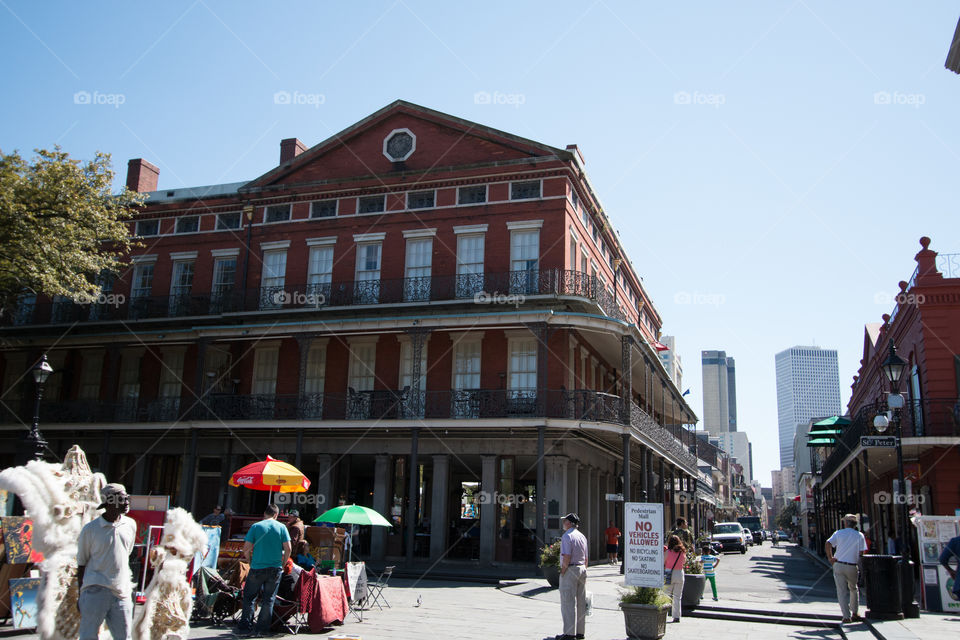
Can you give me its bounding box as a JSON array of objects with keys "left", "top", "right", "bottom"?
[
  {"left": 619, "top": 587, "right": 671, "bottom": 640},
  {"left": 681, "top": 553, "right": 706, "bottom": 608},
  {"left": 540, "top": 540, "right": 561, "bottom": 588}
]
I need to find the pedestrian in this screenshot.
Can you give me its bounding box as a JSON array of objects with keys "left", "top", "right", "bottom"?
[
  {"left": 286, "top": 508, "right": 305, "bottom": 546},
  {"left": 663, "top": 535, "right": 686, "bottom": 623},
  {"left": 76, "top": 483, "right": 137, "bottom": 640},
  {"left": 700, "top": 543, "right": 720, "bottom": 601},
  {"left": 670, "top": 518, "right": 695, "bottom": 554},
  {"left": 939, "top": 532, "right": 960, "bottom": 601},
  {"left": 239, "top": 503, "right": 292, "bottom": 636},
  {"left": 604, "top": 520, "right": 621, "bottom": 564},
  {"left": 199, "top": 505, "right": 226, "bottom": 527},
  {"left": 554, "top": 513, "right": 588, "bottom": 640},
  {"left": 825, "top": 513, "right": 867, "bottom": 623}
]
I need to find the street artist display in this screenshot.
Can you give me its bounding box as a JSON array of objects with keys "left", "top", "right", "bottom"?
[
  {"left": 0, "top": 446, "right": 105, "bottom": 640},
  {"left": 133, "top": 507, "right": 207, "bottom": 640}
]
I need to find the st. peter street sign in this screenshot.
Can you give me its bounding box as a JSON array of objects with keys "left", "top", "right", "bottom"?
[{"left": 861, "top": 436, "right": 898, "bottom": 448}]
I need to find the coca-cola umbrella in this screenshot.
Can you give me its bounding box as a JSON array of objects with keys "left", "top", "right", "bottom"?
[{"left": 229, "top": 455, "right": 311, "bottom": 502}]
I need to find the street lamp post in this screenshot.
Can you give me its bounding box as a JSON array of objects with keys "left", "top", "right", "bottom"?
[
  {"left": 22, "top": 354, "right": 53, "bottom": 463},
  {"left": 873, "top": 339, "right": 919, "bottom": 618}
]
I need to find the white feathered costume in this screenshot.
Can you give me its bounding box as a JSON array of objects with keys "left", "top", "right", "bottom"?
[
  {"left": 0, "top": 445, "right": 106, "bottom": 640},
  {"left": 132, "top": 507, "right": 207, "bottom": 640}
]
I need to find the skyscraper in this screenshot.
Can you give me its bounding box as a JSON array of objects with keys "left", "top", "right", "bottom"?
[
  {"left": 702, "top": 350, "right": 737, "bottom": 435},
  {"left": 775, "top": 346, "right": 841, "bottom": 467},
  {"left": 658, "top": 335, "right": 683, "bottom": 389}
]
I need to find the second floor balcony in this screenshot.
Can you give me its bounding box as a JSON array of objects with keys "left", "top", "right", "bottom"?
[{"left": 6, "top": 268, "right": 629, "bottom": 327}]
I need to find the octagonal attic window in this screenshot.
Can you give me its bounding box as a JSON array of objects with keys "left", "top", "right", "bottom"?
[{"left": 383, "top": 128, "right": 416, "bottom": 162}]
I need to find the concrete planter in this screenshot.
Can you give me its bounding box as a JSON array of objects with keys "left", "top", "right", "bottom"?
[
  {"left": 681, "top": 573, "right": 705, "bottom": 608},
  {"left": 542, "top": 564, "right": 560, "bottom": 589},
  {"left": 620, "top": 602, "right": 670, "bottom": 639}
]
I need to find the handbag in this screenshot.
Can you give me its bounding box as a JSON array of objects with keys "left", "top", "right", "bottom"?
[{"left": 664, "top": 551, "right": 682, "bottom": 585}]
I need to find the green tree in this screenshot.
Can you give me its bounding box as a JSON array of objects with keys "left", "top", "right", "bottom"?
[
  {"left": 776, "top": 500, "right": 799, "bottom": 531},
  {"left": 0, "top": 147, "right": 143, "bottom": 318}
]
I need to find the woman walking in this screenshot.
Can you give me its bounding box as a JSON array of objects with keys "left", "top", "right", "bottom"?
[{"left": 663, "top": 535, "right": 686, "bottom": 623}]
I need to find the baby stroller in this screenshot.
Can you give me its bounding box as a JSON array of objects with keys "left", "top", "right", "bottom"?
[{"left": 192, "top": 565, "right": 242, "bottom": 625}]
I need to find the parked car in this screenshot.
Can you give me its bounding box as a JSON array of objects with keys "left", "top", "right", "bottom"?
[
  {"left": 741, "top": 527, "right": 753, "bottom": 547},
  {"left": 711, "top": 522, "right": 747, "bottom": 553},
  {"left": 737, "top": 516, "right": 763, "bottom": 545},
  {"left": 775, "top": 530, "right": 789, "bottom": 541}
]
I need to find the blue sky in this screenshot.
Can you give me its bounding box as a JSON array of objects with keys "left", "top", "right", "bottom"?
[{"left": 2, "top": 1, "right": 958, "bottom": 487}]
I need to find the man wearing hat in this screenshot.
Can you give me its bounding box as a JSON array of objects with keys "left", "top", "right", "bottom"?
[
  {"left": 556, "top": 513, "right": 588, "bottom": 640},
  {"left": 825, "top": 514, "right": 867, "bottom": 623},
  {"left": 76, "top": 483, "right": 137, "bottom": 640}
]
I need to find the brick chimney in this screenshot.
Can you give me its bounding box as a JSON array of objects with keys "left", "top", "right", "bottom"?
[
  {"left": 280, "top": 138, "right": 307, "bottom": 164},
  {"left": 126, "top": 158, "right": 159, "bottom": 193}
]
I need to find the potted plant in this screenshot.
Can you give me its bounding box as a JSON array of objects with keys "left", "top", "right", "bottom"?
[
  {"left": 539, "top": 540, "right": 561, "bottom": 588},
  {"left": 619, "top": 586, "right": 671, "bottom": 639},
  {"left": 681, "top": 553, "right": 706, "bottom": 608}
]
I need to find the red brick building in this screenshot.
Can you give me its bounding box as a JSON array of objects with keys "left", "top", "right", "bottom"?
[
  {"left": 1, "top": 101, "right": 701, "bottom": 567},
  {"left": 816, "top": 237, "right": 960, "bottom": 552}
]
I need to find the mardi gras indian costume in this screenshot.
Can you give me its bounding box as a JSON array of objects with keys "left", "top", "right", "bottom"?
[
  {"left": 133, "top": 507, "right": 207, "bottom": 640},
  {"left": 0, "top": 445, "right": 106, "bottom": 640}
]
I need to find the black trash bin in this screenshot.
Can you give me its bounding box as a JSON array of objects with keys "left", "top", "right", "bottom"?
[{"left": 862, "top": 555, "right": 903, "bottom": 620}]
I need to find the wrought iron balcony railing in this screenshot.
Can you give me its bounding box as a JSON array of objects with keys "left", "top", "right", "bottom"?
[
  {"left": 820, "top": 397, "right": 960, "bottom": 480},
  {"left": 4, "top": 269, "right": 630, "bottom": 327}
]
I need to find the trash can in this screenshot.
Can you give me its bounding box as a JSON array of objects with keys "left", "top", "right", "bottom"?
[{"left": 862, "top": 555, "right": 903, "bottom": 620}]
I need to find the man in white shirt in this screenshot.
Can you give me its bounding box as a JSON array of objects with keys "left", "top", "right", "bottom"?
[
  {"left": 825, "top": 513, "right": 868, "bottom": 623},
  {"left": 77, "top": 483, "right": 137, "bottom": 640}
]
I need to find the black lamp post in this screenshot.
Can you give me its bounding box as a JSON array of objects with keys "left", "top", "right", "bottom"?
[
  {"left": 23, "top": 354, "right": 53, "bottom": 462},
  {"left": 874, "top": 339, "right": 919, "bottom": 618}
]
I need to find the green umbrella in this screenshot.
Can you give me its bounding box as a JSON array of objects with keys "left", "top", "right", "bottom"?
[
  {"left": 812, "top": 416, "right": 851, "bottom": 427},
  {"left": 314, "top": 504, "right": 393, "bottom": 563},
  {"left": 808, "top": 429, "right": 843, "bottom": 436},
  {"left": 314, "top": 504, "right": 393, "bottom": 527},
  {"left": 807, "top": 438, "right": 837, "bottom": 446}
]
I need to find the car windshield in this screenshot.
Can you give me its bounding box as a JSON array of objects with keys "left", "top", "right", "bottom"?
[{"left": 714, "top": 524, "right": 740, "bottom": 534}]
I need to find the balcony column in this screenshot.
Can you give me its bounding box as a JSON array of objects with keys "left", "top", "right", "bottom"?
[
  {"left": 621, "top": 336, "right": 633, "bottom": 424},
  {"left": 589, "top": 467, "right": 600, "bottom": 559},
  {"left": 621, "top": 433, "right": 631, "bottom": 503},
  {"left": 861, "top": 449, "right": 871, "bottom": 544},
  {"left": 578, "top": 465, "right": 590, "bottom": 536},
  {"left": 295, "top": 334, "right": 315, "bottom": 448},
  {"left": 192, "top": 338, "right": 210, "bottom": 399},
  {"left": 641, "top": 447, "right": 651, "bottom": 502},
  {"left": 536, "top": 425, "right": 545, "bottom": 557},
  {"left": 658, "top": 457, "right": 666, "bottom": 526},
  {"left": 406, "top": 427, "right": 419, "bottom": 565},
  {"left": 371, "top": 454, "right": 390, "bottom": 561},
  {"left": 545, "top": 455, "right": 569, "bottom": 540},
  {"left": 405, "top": 327, "right": 432, "bottom": 417},
  {"left": 314, "top": 454, "right": 333, "bottom": 512},
  {"left": 178, "top": 428, "right": 198, "bottom": 510},
  {"left": 429, "top": 454, "right": 450, "bottom": 560},
  {"left": 524, "top": 322, "right": 553, "bottom": 416},
  {"left": 480, "top": 454, "right": 497, "bottom": 566},
  {"left": 567, "top": 459, "right": 580, "bottom": 520}
]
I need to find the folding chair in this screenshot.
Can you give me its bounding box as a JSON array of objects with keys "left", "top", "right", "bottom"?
[
  {"left": 365, "top": 565, "right": 394, "bottom": 610},
  {"left": 271, "top": 569, "right": 309, "bottom": 634}
]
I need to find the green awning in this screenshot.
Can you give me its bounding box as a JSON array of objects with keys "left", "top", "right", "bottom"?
[
  {"left": 808, "top": 429, "right": 843, "bottom": 436},
  {"left": 807, "top": 438, "right": 838, "bottom": 446},
  {"left": 813, "top": 416, "right": 851, "bottom": 427}
]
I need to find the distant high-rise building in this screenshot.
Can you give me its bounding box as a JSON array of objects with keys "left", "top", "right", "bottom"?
[
  {"left": 775, "top": 346, "right": 841, "bottom": 467},
  {"left": 702, "top": 350, "right": 737, "bottom": 435},
  {"left": 658, "top": 335, "right": 683, "bottom": 390},
  {"left": 716, "top": 431, "right": 752, "bottom": 482}
]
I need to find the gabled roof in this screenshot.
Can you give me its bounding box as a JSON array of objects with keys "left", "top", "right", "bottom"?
[{"left": 241, "top": 99, "right": 569, "bottom": 192}]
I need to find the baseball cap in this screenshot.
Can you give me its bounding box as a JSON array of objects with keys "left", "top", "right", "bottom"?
[{"left": 97, "top": 483, "right": 129, "bottom": 509}]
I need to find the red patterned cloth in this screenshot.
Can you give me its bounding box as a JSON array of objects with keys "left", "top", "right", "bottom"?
[{"left": 299, "top": 570, "right": 348, "bottom": 631}]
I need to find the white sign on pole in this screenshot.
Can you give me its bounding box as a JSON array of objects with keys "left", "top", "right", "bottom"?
[{"left": 624, "top": 502, "right": 664, "bottom": 588}]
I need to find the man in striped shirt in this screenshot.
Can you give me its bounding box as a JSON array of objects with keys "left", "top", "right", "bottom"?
[{"left": 700, "top": 545, "right": 721, "bottom": 601}]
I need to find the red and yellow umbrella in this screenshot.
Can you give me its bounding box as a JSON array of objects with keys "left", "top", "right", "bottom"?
[{"left": 229, "top": 455, "right": 311, "bottom": 493}]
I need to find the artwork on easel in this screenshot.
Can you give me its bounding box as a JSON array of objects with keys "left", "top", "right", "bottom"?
[
  {"left": 0, "top": 517, "right": 43, "bottom": 564},
  {"left": 9, "top": 576, "right": 40, "bottom": 629}
]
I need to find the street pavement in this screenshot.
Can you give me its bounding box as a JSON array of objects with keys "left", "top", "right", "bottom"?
[{"left": 3, "top": 542, "right": 955, "bottom": 640}]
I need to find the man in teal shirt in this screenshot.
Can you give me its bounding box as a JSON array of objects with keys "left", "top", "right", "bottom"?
[{"left": 239, "top": 504, "right": 291, "bottom": 635}]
